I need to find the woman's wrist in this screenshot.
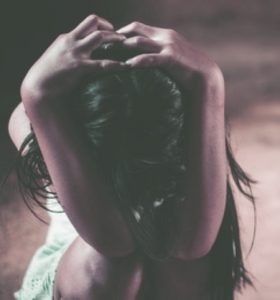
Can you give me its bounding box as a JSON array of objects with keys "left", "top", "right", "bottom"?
[
  {"left": 190, "top": 64, "right": 225, "bottom": 107},
  {"left": 21, "top": 80, "right": 62, "bottom": 105},
  {"left": 21, "top": 87, "right": 63, "bottom": 123}
]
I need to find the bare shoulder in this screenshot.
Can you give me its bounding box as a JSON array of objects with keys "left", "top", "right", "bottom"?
[
  {"left": 8, "top": 102, "right": 31, "bottom": 151},
  {"left": 54, "top": 237, "right": 144, "bottom": 300}
]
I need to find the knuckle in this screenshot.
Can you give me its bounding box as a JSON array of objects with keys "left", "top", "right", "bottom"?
[
  {"left": 95, "top": 31, "right": 103, "bottom": 39},
  {"left": 87, "top": 14, "right": 98, "bottom": 23},
  {"left": 57, "top": 33, "right": 67, "bottom": 41},
  {"left": 165, "top": 29, "right": 177, "bottom": 39},
  {"left": 57, "top": 33, "right": 74, "bottom": 46},
  {"left": 134, "top": 36, "right": 143, "bottom": 45},
  {"left": 208, "top": 63, "right": 224, "bottom": 83},
  {"left": 130, "top": 21, "right": 141, "bottom": 30},
  {"left": 89, "top": 14, "right": 98, "bottom": 20}
]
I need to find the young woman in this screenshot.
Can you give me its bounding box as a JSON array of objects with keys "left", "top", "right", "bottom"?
[{"left": 9, "top": 14, "right": 254, "bottom": 300}]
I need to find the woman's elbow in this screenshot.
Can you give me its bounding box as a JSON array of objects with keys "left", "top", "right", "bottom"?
[
  {"left": 168, "top": 226, "right": 221, "bottom": 261},
  {"left": 97, "top": 241, "right": 136, "bottom": 258},
  {"left": 83, "top": 227, "right": 136, "bottom": 258},
  {"left": 170, "top": 240, "right": 215, "bottom": 261}
]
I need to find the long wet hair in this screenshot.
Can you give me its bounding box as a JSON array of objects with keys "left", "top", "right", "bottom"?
[{"left": 14, "top": 46, "right": 255, "bottom": 299}]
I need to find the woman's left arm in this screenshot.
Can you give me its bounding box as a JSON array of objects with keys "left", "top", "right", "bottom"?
[{"left": 118, "top": 22, "right": 227, "bottom": 260}]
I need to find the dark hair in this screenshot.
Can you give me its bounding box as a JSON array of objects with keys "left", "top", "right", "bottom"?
[{"left": 14, "top": 47, "right": 255, "bottom": 299}]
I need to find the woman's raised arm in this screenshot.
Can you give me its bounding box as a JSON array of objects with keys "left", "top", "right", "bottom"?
[
  {"left": 19, "top": 15, "right": 135, "bottom": 258},
  {"left": 118, "top": 22, "right": 227, "bottom": 260}
]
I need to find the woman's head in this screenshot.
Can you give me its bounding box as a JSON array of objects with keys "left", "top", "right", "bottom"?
[{"left": 77, "top": 68, "right": 185, "bottom": 169}]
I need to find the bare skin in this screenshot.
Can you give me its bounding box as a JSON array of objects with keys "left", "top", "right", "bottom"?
[{"left": 9, "top": 14, "right": 226, "bottom": 300}]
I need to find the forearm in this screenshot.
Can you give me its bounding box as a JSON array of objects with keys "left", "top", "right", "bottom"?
[
  {"left": 23, "top": 97, "right": 135, "bottom": 257},
  {"left": 170, "top": 67, "right": 227, "bottom": 260}
]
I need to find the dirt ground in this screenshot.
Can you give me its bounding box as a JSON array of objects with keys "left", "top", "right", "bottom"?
[{"left": 233, "top": 101, "right": 280, "bottom": 300}]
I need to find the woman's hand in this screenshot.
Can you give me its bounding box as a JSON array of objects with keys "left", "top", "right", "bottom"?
[
  {"left": 21, "top": 15, "right": 126, "bottom": 104},
  {"left": 118, "top": 22, "right": 223, "bottom": 94}
]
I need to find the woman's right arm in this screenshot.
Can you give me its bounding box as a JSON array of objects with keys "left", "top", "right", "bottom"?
[
  {"left": 118, "top": 22, "right": 227, "bottom": 261},
  {"left": 17, "top": 15, "right": 136, "bottom": 258}
]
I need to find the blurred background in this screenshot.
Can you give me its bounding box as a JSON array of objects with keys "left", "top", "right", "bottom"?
[{"left": 0, "top": 1, "right": 279, "bottom": 299}]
